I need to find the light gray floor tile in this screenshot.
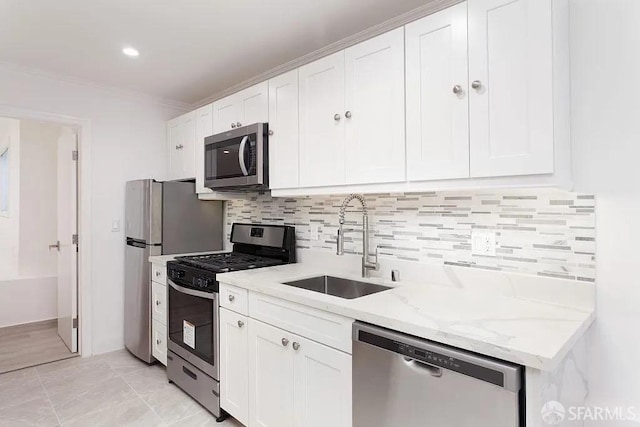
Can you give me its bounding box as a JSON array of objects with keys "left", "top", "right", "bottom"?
[
  {"left": 94, "top": 349, "right": 150, "bottom": 375},
  {"left": 40, "top": 361, "right": 117, "bottom": 402},
  {"left": 141, "top": 383, "right": 206, "bottom": 424},
  {"left": 36, "top": 353, "right": 101, "bottom": 376},
  {"left": 0, "top": 377, "right": 48, "bottom": 411},
  {"left": 122, "top": 364, "right": 171, "bottom": 395},
  {"left": 49, "top": 376, "right": 138, "bottom": 422},
  {"left": 0, "top": 367, "right": 38, "bottom": 385},
  {"left": 61, "top": 398, "right": 162, "bottom": 427},
  {"left": 171, "top": 412, "right": 245, "bottom": 427},
  {"left": 0, "top": 396, "right": 59, "bottom": 427}
]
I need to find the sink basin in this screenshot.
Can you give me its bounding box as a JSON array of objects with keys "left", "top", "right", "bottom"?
[{"left": 282, "top": 275, "right": 392, "bottom": 299}]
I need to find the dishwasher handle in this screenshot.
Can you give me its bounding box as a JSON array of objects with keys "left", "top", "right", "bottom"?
[{"left": 353, "top": 321, "right": 522, "bottom": 393}]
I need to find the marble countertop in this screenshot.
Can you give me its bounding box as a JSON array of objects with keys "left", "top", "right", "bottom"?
[
  {"left": 148, "top": 250, "right": 228, "bottom": 266},
  {"left": 217, "top": 263, "right": 594, "bottom": 371}
]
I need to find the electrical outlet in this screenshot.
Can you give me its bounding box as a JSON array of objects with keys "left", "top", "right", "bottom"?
[
  {"left": 309, "top": 224, "right": 320, "bottom": 240},
  {"left": 471, "top": 230, "right": 496, "bottom": 256}
]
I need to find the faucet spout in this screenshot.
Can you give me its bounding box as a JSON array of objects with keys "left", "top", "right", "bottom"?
[{"left": 336, "top": 194, "right": 379, "bottom": 278}]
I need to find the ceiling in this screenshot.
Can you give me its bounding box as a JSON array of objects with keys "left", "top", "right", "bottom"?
[{"left": 0, "top": 0, "right": 432, "bottom": 106}]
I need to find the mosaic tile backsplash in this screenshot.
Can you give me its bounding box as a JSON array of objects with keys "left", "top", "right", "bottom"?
[{"left": 225, "top": 189, "right": 596, "bottom": 282}]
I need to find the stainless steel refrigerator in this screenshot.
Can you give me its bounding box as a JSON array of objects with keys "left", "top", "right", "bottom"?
[{"left": 124, "top": 179, "right": 223, "bottom": 363}]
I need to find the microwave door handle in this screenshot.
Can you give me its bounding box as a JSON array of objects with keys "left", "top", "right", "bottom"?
[{"left": 238, "top": 135, "right": 249, "bottom": 176}]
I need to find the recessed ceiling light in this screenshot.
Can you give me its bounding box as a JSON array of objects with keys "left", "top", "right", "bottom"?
[{"left": 122, "top": 47, "right": 139, "bottom": 57}]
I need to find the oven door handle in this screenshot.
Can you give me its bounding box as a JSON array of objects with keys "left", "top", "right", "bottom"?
[
  {"left": 168, "top": 280, "right": 215, "bottom": 300},
  {"left": 238, "top": 135, "right": 249, "bottom": 176}
]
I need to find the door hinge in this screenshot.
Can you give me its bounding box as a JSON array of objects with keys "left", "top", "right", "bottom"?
[
  {"left": 72, "top": 150, "right": 78, "bottom": 161},
  {"left": 72, "top": 317, "right": 78, "bottom": 328},
  {"left": 72, "top": 234, "right": 78, "bottom": 245}
]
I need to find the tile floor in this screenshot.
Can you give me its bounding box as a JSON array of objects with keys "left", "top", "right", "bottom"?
[{"left": 0, "top": 349, "right": 244, "bottom": 426}]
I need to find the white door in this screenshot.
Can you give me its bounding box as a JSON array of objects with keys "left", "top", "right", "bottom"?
[
  {"left": 56, "top": 127, "right": 78, "bottom": 353},
  {"left": 248, "top": 319, "right": 296, "bottom": 427},
  {"left": 405, "top": 3, "right": 470, "bottom": 181},
  {"left": 293, "top": 335, "right": 352, "bottom": 427},
  {"left": 268, "top": 70, "right": 299, "bottom": 189},
  {"left": 468, "top": 0, "right": 554, "bottom": 177},
  {"left": 220, "top": 308, "right": 249, "bottom": 426},
  {"left": 344, "top": 28, "right": 406, "bottom": 184},
  {"left": 237, "top": 82, "right": 269, "bottom": 126},
  {"left": 167, "top": 118, "right": 183, "bottom": 180},
  {"left": 298, "top": 51, "right": 346, "bottom": 187},
  {"left": 213, "top": 95, "right": 239, "bottom": 134},
  {"left": 180, "top": 111, "right": 196, "bottom": 180},
  {"left": 195, "top": 104, "right": 214, "bottom": 194}
]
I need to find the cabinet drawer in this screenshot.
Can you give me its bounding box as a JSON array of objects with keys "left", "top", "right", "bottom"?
[
  {"left": 152, "top": 319, "right": 167, "bottom": 366},
  {"left": 249, "top": 292, "right": 353, "bottom": 354},
  {"left": 151, "top": 263, "right": 166, "bottom": 284},
  {"left": 220, "top": 283, "right": 248, "bottom": 316},
  {"left": 151, "top": 281, "right": 167, "bottom": 324}
]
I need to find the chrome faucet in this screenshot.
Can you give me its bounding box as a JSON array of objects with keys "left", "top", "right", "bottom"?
[{"left": 336, "top": 194, "right": 379, "bottom": 278}]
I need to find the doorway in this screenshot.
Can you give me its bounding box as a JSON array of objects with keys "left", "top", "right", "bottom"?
[{"left": 0, "top": 117, "right": 79, "bottom": 373}]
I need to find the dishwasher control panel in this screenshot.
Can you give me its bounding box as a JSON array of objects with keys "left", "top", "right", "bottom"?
[{"left": 358, "top": 329, "right": 511, "bottom": 388}]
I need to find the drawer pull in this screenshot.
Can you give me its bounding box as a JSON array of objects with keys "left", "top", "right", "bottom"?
[
  {"left": 228, "top": 294, "right": 235, "bottom": 302},
  {"left": 237, "top": 320, "right": 244, "bottom": 328},
  {"left": 156, "top": 339, "right": 162, "bottom": 345},
  {"left": 183, "top": 366, "right": 197, "bottom": 380},
  {"left": 282, "top": 338, "right": 289, "bottom": 347},
  {"left": 155, "top": 300, "right": 161, "bottom": 306},
  {"left": 155, "top": 271, "right": 161, "bottom": 277},
  {"left": 292, "top": 342, "right": 300, "bottom": 351}
]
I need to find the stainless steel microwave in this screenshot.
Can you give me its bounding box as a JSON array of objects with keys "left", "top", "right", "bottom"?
[{"left": 204, "top": 123, "right": 269, "bottom": 189}]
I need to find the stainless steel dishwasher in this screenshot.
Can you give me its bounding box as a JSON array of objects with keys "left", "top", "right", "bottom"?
[{"left": 353, "top": 322, "right": 523, "bottom": 427}]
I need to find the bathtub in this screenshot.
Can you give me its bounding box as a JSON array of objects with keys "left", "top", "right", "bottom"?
[{"left": 0, "top": 275, "right": 57, "bottom": 328}]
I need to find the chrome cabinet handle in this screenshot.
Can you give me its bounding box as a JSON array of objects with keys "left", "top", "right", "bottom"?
[
  {"left": 228, "top": 294, "right": 235, "bottom": 302},
  {"left": 345, "top": 111, "right": 352, "bottom": 119},
  {"left": 334, "top": 113, "right": 341, "bottom": 121},
  {"left": 282, "top": 338, "right": 289, "bottom": 347},
  {"left": 237, "top": 320, "right": 244, "bottom": 328},
  {"left": 155, "top": 300, "right": 161, "bottom": 306},
  {"left": 156, "top": 339, "right": 162, "bottom": 345},
  {"left": 155, "top": 271, "right": 161, "bottom": 277},
  {"left": 452, "top": 85, "right": 463, "bottom": 95},
  {"left": 471, "top": 80, "right": 482, "bottom": 90},
  {"left": 231, "top": 123, "right": 236, "bottom": 128},
  {"left": 292, "top": 342, "right": 300, "bottom": 351},
  {"left": 268, "top": 129, "right": 274, "bottom": 136},
  {"left": 236, "top": 122, "right": 242, "bottom": 128}
]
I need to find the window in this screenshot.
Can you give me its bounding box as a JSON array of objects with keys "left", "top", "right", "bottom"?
[{"left": 0, "top": 148, "right": 8, "bottom": 215}]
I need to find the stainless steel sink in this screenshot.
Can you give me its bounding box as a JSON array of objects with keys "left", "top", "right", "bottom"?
[{"left": 282, "top": 275, "right": 392, "bottom": 299}]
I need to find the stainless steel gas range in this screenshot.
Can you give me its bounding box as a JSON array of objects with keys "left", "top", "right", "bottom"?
[{"left": 165, "top": 223, "right": 296, "bottom": 420}]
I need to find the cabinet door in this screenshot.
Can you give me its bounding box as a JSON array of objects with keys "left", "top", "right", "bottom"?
[
  {"left": 195, "top": 104, "right": 214, "bottom": 194},
  {"left": 180, "top": 111, "right": 196, "bottom": 180},
  {"left": 468, "top": 0, "right": 554, "bottom": 177},
  {"left": 298, "top": 51, "right": 346, "bottom": 187},
  {"left": 405, "top": 3, "right": 470, "bottom": 181},
  {"left": 344, "top": 28, "right": 406, "bottom": 184},
  {"left": 268, "top": 70, "right": 299, "bottom": 189},
  {"left": 167, "top": 117, "right": 183, "bottom": 181},
  {"left": 293, "top": 335, "right": 352, "bottom": 427},
  {"left": 151, "top": 281, "right": 166, "bottom": 324},
  {"left": 213, "top": 94, "right": 239, "bottom": 134},
  {"left": 152, "top": 319, "right": 167, "bottom": 366},
  {"left": 238, "top": 81, "right": 269, "bottom": 126},
  {"left": 248, "top": 319, "right": 296, "bottom": 427},
  {"left": 220, "top": 308, "right": 249, "bottom": 426}
]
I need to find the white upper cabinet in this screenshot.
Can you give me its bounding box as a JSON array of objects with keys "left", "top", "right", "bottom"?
[
  {"left": 195, "top": 103, "right": 213, "bottom": 194},
  {"left": 167, "top": 111, "right": 196, "bottom": 181},
  {"left": 298, "top": 51, "right": 346, "bottom": 187},
  {"left": 344, "top": 27, "right": 406, "bottom": 185},
  {"left": 268, "top": 70, "right": 299, "bottom": 189},
  {"left": 405, "top": 3, "right": 470, "bottom": 181},
  {"left": 213, "top": 82, "right": 268, "bottom": 134},
  {"left": 468, "top": 0, "right": 554, "bottom": 177}
]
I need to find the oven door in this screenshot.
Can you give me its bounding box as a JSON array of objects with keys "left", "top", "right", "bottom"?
[
  {"left": 204, "top": 123, "right": 267, "bottom": 189},
  {"left": 167, "top": 280, "right": 219, "bottom": 379}
]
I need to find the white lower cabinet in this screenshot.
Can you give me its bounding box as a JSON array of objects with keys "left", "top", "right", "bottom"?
[
  {"left": 151, "top": 263, "right": 168, "bottom": 367},
  {"left": 152, "top": 319, "right": 167, "bottom": 366},
  {"left": 219, "top": 289, "right": 353, "bottom": 427},
  {"left": 220, "top": 308, "right": 249, "bottom": 426}
]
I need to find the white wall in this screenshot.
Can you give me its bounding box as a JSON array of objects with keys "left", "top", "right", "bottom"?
[
  {"left": 0, "top": 117, "right": 20, "bottom": 277},
  {"left": 0, "top": 276, "right": 57, "bottom": 328},
  {"left": 18, "top": 119, "right": 59, "bottom": 277},
  {"left": 570, "top": 0, "right": 640, "bottom": 412},
  {"left": 0, "top": 63, "right": 186, "bottom": 354}
]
